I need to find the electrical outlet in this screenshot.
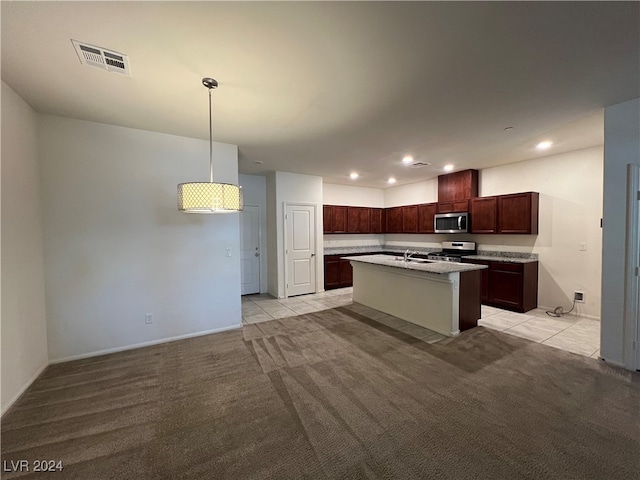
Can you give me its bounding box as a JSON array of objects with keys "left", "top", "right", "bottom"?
[
  {"left": 225, "top": 248, "right": 232, "bottom": 257},
  {"left": 574, "top": 291, "right": 585, "bottom": 303},
  {"left": 579, "top": 242, "right": 587, "bottom": 251},
  {"left": 145, "top": 313, "right": 153, "bottom": 324}
]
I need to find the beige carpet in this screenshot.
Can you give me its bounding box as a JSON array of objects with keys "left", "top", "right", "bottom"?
[{"left": 2, "top": 306, "right": 639, "bottom": 479}]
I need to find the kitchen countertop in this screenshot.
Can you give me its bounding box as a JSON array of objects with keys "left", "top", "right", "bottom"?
[
  {"left": 325, "top": 246, "right": 538, "bottom": 264},
  {"left": 324, "top": 246, "right": 437, "bottom": 255},
  {"left": 343, "top": 254, "right": 488, "bottom": 275},
  {"left": 463, "top": 253, "right": 538, "bottom": 264}
]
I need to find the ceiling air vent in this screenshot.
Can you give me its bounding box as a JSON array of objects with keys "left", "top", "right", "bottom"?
[
  {"left": 409, "top": 161, "right": 431, "bottom": 168},
  {"left": 71, "top": 40, "right": 131, "bottom": 76}
]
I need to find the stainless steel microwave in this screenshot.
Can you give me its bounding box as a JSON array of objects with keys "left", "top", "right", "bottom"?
[{"left": 434, "top": 212, "right": 469, "bottom": 234}]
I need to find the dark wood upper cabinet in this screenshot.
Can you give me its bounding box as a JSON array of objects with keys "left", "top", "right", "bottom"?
[
  {"left": 370, "top": 208, "right": 385, "bottom": 233},
  {"left": 402, "top": 205, "right": 418, "bottom": 233},
  {"left": 497, "top": 192, "right": 539, "bottom": 234},
  {"left": 347, "top": 207, "right": 370, "bottom": 233},
  {"left": 333, "top": 206, "right": 348, "bottom": 233},
  {"left": 386, "top": 207, "right": 403, "bottom": 233},
  {"left": 437, "top": 199, "right": 469, "bottom": 213},
  {"left": 323, "top": 190, "right": 538, "bottom": 236},
  {"left": 418, "top": 203, "right": 437, "bottom": 233},
  {"left": 470, "top": 197, "right": 497, "bottom": 233},
  {"left": 438, "top": 169, "right": 478, "bottom": 202},
  {"left": 323, "top": 205, "right": 332, "bottom": 234}
]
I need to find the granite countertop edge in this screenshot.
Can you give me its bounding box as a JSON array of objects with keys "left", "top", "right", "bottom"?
[
  {"left": 324, "top": 246, "right": 538, "bottom": 263},
  {"left": 342, "top": 254, "right": 488, "bottom": 275}
]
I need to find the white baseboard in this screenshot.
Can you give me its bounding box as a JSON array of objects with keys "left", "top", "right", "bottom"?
[
  {"left": 49, "top": 324, "right": 242, "bottom": 364},
  {"left": 1, "top": 362, "right": 48, "bottom": 418},
  {"left": 599, "top": 356, "right": 625, "bottom": 368}
]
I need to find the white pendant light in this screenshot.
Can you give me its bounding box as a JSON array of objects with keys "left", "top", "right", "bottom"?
[{"left": 178, "top": 77, "right": 243, "bottom": 213}]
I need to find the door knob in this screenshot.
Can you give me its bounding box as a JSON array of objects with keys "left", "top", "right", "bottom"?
[
  {"left": 255, "top": 253, "right": 260, "bottom": 257},
  {"left": 311, "top": 253, "right": 316, "bottom": 257}
]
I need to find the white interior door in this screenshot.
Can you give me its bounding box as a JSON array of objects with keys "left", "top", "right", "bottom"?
[
  {"left": 285, "top": 204, "right": 316, "bottom": 297},
  {"left": 240, "top": 205, "right": 261, "bottom": 295},
  {"left": 632, "top": 165, "right": 640, "bottom": 370},
  {"left": 625, "top": 164, "right": 640, "bottom": 371}
]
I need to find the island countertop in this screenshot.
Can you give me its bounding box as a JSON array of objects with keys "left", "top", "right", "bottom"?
[{"left": 343, "top": 254, "right": 488, "bottom": 275}]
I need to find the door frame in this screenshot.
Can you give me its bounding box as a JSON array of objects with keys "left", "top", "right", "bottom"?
[
  {"left": 283, "top": 202, "right": 317, "bottom": 299},
  {"left": 240, "top": 204, "right": 262, "bottom": 295},
  {"left": 624, "top": 164, "right": 640, "bottom": 371}
]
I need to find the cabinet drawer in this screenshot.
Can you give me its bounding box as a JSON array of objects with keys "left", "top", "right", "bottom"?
[{"left": 490, "top": 261, "right": 523, "bottom": 273}]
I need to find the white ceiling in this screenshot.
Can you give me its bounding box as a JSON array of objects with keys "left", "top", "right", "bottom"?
[{"left": 2, "top": 2, "right": 638, "bottom": 188}]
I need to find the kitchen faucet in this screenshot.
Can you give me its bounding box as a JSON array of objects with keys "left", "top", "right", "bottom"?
[{"left": 404, "top": 249, "right": 418, "bottom": 262}]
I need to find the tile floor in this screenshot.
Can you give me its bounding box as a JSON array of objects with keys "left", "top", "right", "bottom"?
[{"left": 242, "top": 287, "right": 601, "bottom": 359}]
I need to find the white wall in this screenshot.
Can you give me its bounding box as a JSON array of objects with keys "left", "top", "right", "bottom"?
[
  {"left": 601, "top": 97, "right": 640, "bottom": 367},
  {"left": 38, "top": 115, "right": 242, "bottom": 362},
  {"left": 239, "top": 174, "right": 268, "bottom": 293},
  {"left": 272, "top": 172, "right": 323, "bottom": 298},
  {"left": 1, "top": 82, "right": 49, "bottom": 413},
  {"left": 476, "top": 147, "right": 603, "bottom": 318},
  {"left": 323, "top": 183, "right": 385, "bottom": 207},
  {"left": 384, "top": 178, "right": 438, "bottom": 207},
  {"left": 266, "top": 173, "right": 278, "bottom": 296}
]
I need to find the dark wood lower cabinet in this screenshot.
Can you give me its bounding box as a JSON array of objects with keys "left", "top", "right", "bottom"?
[
  {"left": 324, "top": 257, "right": 341, "bottom": 289},
  {"left": 462, "top": 259, "right": 538, "bottom": 313},
  {"left": 324, "top": 255, "right": 359, "bottom": 290},
  {"left": 459, "top": 270, "right": 482, "bottom": 331}
]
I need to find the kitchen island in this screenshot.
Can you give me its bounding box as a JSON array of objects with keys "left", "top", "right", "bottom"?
[{"left": 343, "top": 254, "right": 487, "bottom": 336}]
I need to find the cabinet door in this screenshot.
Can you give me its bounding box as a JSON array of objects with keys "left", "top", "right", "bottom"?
[
  {"left": 488, "top": 262, "right": 524, "bottom": 310},
  {"left": 462, "top": 259, "right": 490, "bottom": 302},
  {"left": 324, "top": 256, "right": 341, "bottom": 289},
  {"left": 497, "top": 192, "right": 539, "bottom": 234},
  {"left": 386, "top": 207, "right": 403, "bottom": 233},
  {"left": 370, "top": 208, "right": 384, "bottom": 233},
  {"left": 470, "top": 197, "right": 497, "bottom": 233},
  {"left": 437, "top": 201, "right": 454, "bottom": 213},
  {"left": 338, "top": 259, "right": 353, "bottom": 287},
  {"left": 347, "top": 207, "right": 361, "bottom": 233},
  {"left": 332, "top": 206, "right": 348, "bottom": 233},
  {"left": 402, "top": 205, "right": 418, "bottom": 233},
  {"left": 358, "top": 208, "right": 371, "bottom": 233},
  {"left": 437, "top": 170, "right": 478, "bottom": 201},
  {"left": 323, "top": 205, "right": 333, "bottom": 233},
  {"left": 452, "top": 199, "right": 469, "bottom": 212},
  {"left": 418, "top": 203, "right": 437, "bottom": 233}
]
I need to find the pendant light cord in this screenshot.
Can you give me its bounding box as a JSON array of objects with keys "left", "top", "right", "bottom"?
[{"left": 208, "top": 87, "right": 214, "bottom": 183}]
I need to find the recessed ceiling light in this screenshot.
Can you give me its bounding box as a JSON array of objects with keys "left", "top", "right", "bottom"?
[
  {"left": 402, "top": 155, "right": 414, "bottom": 165},
  {"left": 536, "top": 141, "right": 552, "bottom": 150},
  {"left": 388, "top": 177, "right": 396, "bottom": 184},
  {"left": 254, "top": 160, "right": 264, "bottom": 164},
  {"left": 350, "top": 172, "right": 359, "bottom": 180},
  {"left": 444, "top": 164, "right": 454, "bottom": 172},
  {"left": 504, "top": 126, "right": 514, "bottom": 132}
]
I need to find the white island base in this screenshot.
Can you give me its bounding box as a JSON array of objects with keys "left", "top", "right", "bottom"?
[{"left": 349, "top": 259, "right": 483, "bottom": 337}]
